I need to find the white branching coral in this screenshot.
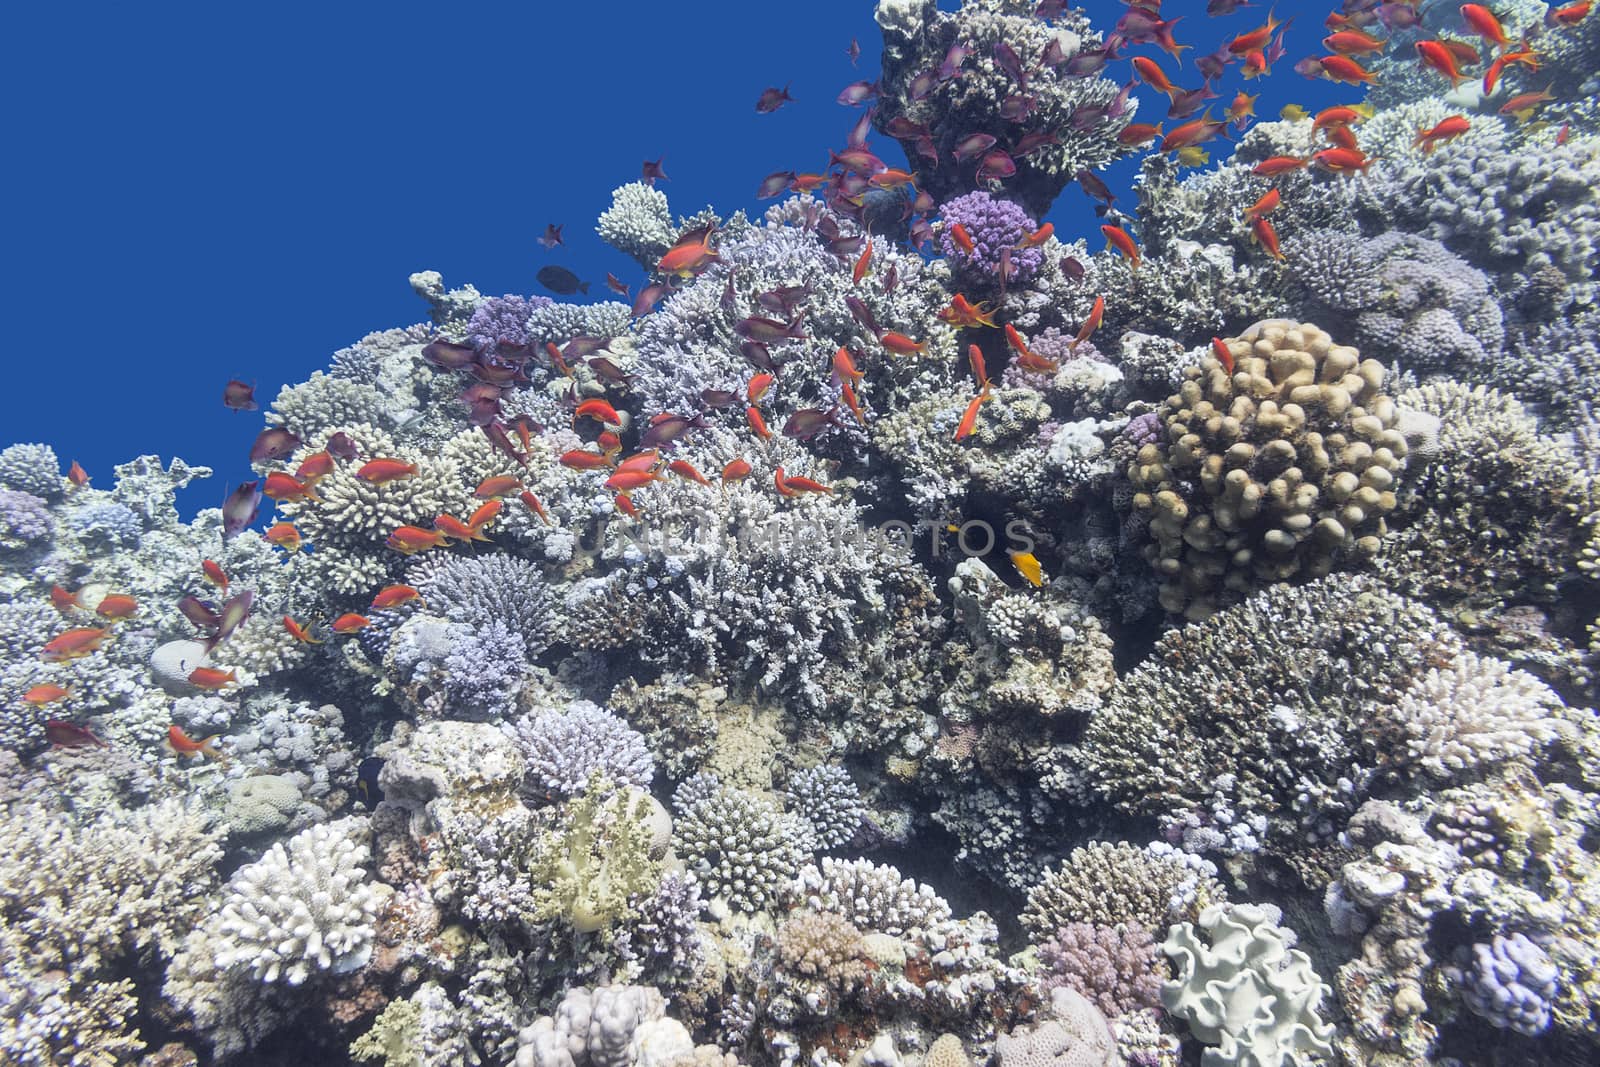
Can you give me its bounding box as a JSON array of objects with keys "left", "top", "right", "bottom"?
[
  {"left": 1392, "top": 651, "right": 1563, "bottom": 777},
  {"left": 597, "top": 181, "right": 675, "bottom": 267},
  {"left": 213, "top": 817, "right": 383, "bottom": 984}
]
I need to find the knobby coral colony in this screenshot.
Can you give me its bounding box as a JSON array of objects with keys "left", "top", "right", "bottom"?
[{"left": 5, "top": 1, "right": 1600, "bottom": 1065}]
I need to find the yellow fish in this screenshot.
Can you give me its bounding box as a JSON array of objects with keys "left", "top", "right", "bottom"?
[
  {"left": 1279, "top": 104, "right": 1310, "bottom": 122},
  {"left": 1176, "top": 146, "right": 1210, "bottom": 167},
  {"left": 1009, "top": 550, "right": 1045, "bottom": 588}
]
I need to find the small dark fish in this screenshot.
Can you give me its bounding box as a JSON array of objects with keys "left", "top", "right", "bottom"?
[
  {"left": 480, "top": 420, "right": 528, "bottom": 468},
  {"left": 1063, "top": 49, "right": 1112, "bottom": 77},
  {"left": 756, "top": 284, "right": 811, "bottom": 316},
  {"left": 640, "top": 413, "right": 709, "bottom": 450},
  {"left": 721, "top": 272, "right": 738, "bottom": 312},
  {"left": 909, "top": 218, "right": 934, "bottom": 247},
  {"left": 938, "top": 43, "right": 974, "bottom": 81},
  {"left": 846, "top": 108, "right": 874, "bottom": 149},
  {"left": 834, "top": 170, "right": 871, "bottom": 197},
  {"left": 1169, "top": 86, "right": 1219, "bottom": 121},
  {"left": 588, "top": 357, "right": 635, "bottom": 386},
  {"left": 1294, "top": 57, "right": 1325, "bottom": 79},
  {"left": 886, "top": 116, "right": 928, "bottom": 138},
  {"left": 249, "top": 427, "right": 300, "bottom": 463},
  {"left": 977, "top": 150, "right": 1017, "bottom": 182},
  {"left": 326, "top": 431, "right": 360, "bottom": 460},
  {"left": 177, "top": 596, "right": 221, "bottom": 631},
  {"left": 605, "top": 273, "right": 631, "bottom": 298},
  {"left": 845, "top": 295, "right": 881, "bottom": 336},
  {"left": 633, "top": 283, "right": 669, "bottom": 317},
  {"left": 735, "top": 314, "right": 807, "bottom": 344},
  {"left": 816, "top": 216, "right": 842, "bottom": 241},
  {"left": 953, "top": 132, "right": 999, "bottom": 162},
  {"left": 641, "top": 157, "right": 668, "bottom": 185},
  {"left": 1060, "top": 256, "right": 1086, "bottom": 281},
  {"left": 1206, "top": 0, "right": 1247, "bottom": 14},
  {"left": 782, "top": 407, "right": 845, "bottom": 440},
  {"left": 758, "top": 170, "right": 797, "bottom": 199},
  {"left": 1116, "top": 8, "right": 1166, "bottom": 41},
  {"left": 1070, "top": 105, "right": 1108, "bottom": 132},
  {"left": 1377, "top": 3, "right": 1421, "bottom": 30},
  {"left": 223, "top": 380, "right": 257, "bottom": 411},
  {"left": 210, "top": 590, "right": 254, "bottom": 648},
  {"left": 1040, "top": 37, "right": 1069, "bottom": 68},
  {"left": 421, "top": 339, "right": 477, "bottom": 371},
  {"left": 538, "top": 223, "right": 564, "bottom": 249},
  {"left": 356, "top": 756, "right": 385, "bottom": 810},
  {"left": 1000, "top": 94, "right": 1038, "bottom": 122},
  {"left": 1077, "top": 169, "right": 1115, "bottom": 204},
  {"left": 911, "top": 189, "right": 936, "bottom": 214},
  {"left": 1195, "top": 45, "right": 1232, "bottom": 81},
  {"left": 847, "top": 38, "right": 861, "bottom": 66},
  {"left": 536, "top": 266, "right": 589, "bottom": 296},
  {"left": 701, "top": 388, "right": 740, "bottom": 409},
  {"left": 1036, "top": 1, "right": 1067, "bottom": 20},
  {"left": 998, "top": 247, "right": 1015, "bottom": 295},
  {"left": 993, "top": 42, "right": 1027, "bottom": 86},
  {"left": 908, "top": 69, "right": 939, "bottom": 101},
  {"left": 45, "top": 719, "right": 106, "bottom": 749},
  {"left": 883, "top": 262, "right": 899, "bottom": 295},
  {"left": 829, "top": 146, "right": 886, "bottom": 175},
  {"left": 1014, "top": 131, "right": 1060, "bottom": 158},
  {"left": 756, "top": 83, "right": 794, "bottom": 113},
  {"left": 837, "top": 80, "right": 877, "bottom": 106},
  {"left": 506, "top": 412, "right": 545, "bottom": 439},
  {"left": 826, "top": 234, "right": 865, "bottom": 260},
  {"left": 740, "top": 341, "right": 781, "bottom": 374},
  {"left": 1107, "top": 81, "right": 1135, "bottom": 120}
]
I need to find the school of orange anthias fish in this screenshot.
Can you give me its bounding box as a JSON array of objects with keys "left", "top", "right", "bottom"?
[{"left": 3, "top": 1, "right": 1600, "bottom": 1065}]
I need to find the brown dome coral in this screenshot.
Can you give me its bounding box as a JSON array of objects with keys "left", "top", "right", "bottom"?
[{"left": 1127, "top": 320, "right": 1409, "bottom": 620}]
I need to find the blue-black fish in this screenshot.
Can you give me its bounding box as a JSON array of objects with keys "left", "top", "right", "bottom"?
[{"left": 537, "top": 266, "right": 589, "bottom": 296}]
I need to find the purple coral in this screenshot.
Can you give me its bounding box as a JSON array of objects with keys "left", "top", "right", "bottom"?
[
  {"left": 937, "top": 192, "right": 1043, "bottom": 284},
  {"left": 1120, "top": 412, "right": 1163, "bottom": 449},
  {"left": 1444, "top": 933, "right": 1558, "bottom": 1036},
  {"left": 509, "top": 701, "right": 655, "bottom": 801},
  {"left": 1037, "top": 922, "right": 1165, "bottom": 1019},
  {"left": 465, "top": 293, "right": 552, "bottom": 349},
  {"left": 442, "top": 620, "right": 525, "bottom": 721},
  {"left": 0, "top": 489, "right": 53, "bottom": 549}
]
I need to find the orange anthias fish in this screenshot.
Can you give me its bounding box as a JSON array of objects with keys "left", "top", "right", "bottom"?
[
  {"left": 1499, "top": 87, "right": 1556, "bottom": 121},
  {"left": 1313, "top": 105, "right": 1366, "bottom": 130},
  {"left": 294, "top": 451, "right": 335, "bottom": 485},
  {"left": 67, "top": 461, "right": 90, "bottom": 487},
  {"left": 1312, "top": 147, "right": 1373, "bottom": 174},
  {"left": 613, "top": 494, "right": 643, "bottom": 519},
  {"left": 386, "top": 525, "right": 448, "bottom": 555},
  {"left": 94, "top": 594, "right": 139, "bottom": 621},
  {"left": 1132, "top": 56, "right": 1177, "bottom": 98},
  {"left": 1484, "top": 49, "right": 1540, "bottom": 93},
  {"left": 832, "top": 346, "right": 865, "bottom": 385},
  {"left": 519, "top": 490, "right": 553, "bottom": 525},
  {"left": 746, "top": 406, "right": 774, "bottom": 440},
  {"left": 475, "top": 475, "right": 523, "bottom": 499},
  {"left": 939, "top": 294, "right": 999, "bottom": 329},
  {"left": 667, "top": 460, "right": 712, "bottom": 486},
  {"left": 559, "top": 449, "right": 614, "bottom": 471},
  {"left": 50, "top": 585, "right": 81, "bottom": 614},
  {"left": 1547, "top": 2, "right": 1592, "bottom": 26},
  {"left": 41, "top": 628, "right": 110, "bottom": 661},
  {"left": 263, "top": 471, "right": 319, "bottom": 503},
  {"left": 282, "top": 616, "right": 322, "bottom": 644},
  {"left": 1460, "top": 4, "right": 1511, "bottom": 50},
  {"left": 355, "top": 458, "right": 419, "bottom": 484},
  {"left": 1323, "top": 29, "right": 1387, "bottom": 56},
  {"left": 331, "top": 613, "right": 371, "bottom": 634},
  {"left": 573, "top": 398, "right": 622, "bottom": 428},
  {"left": 968, "top": 344, "right": 990, "bottom": 389},
  {"left": 1117, "top": 123, "right": 1163, "bottom": 148},
  {"left": 1211, "top": 337, "right": 1238, "bottom": 374},
  {"left": 1244, "top": 188, "right": 1281, "bottom": 221},
  {"left": 948, "top": 222, "right": 976, "bottom": 255},
  {"left": 1015, "top": 223, "right": 1053, "bottom": 250},
  {"left": 1160, "top": 113, "right": 1227, "bottom": 153},
  {"left": 880, "top": 332, "right": 927, "bottom": 356},
  {"left": 1325, "top": 124, "right": 1361, "bottom": 153},
  {"left": 773, "top": 467, "right": 832, "bottom": 496},
  {"left": 371, "top": 584, "right": 424, "bottom": 610},
  {"left": 1320, "top": 54, "right": 1380, "bottom": 85},
  {"left": 1414, "top": 41, "right": 1468, "bottom": 87},
  {"left": 747, "top": 372, "right": 776, "bottom": 403},
  {"left": 605, "top": 469, "right": 658, "bottom": 494},
  {"left": 1229, "top": 9, "right": 1282, "bottom": 55},
  {"left": 1250, "top": 216, "right": 1284, "bottom": 259},
  {"left": 1251, "top": 156, "right": 1307, "bottom": 176},
  {"left": 840, "top": 380, "right": 867, "bottom": 425},
  {"left": 1101, "top": 225, "right": 1141, "bottom": 270},
  {"left": 467, "top": 500, "right": 502, "bottom": 533},
  {"left": 434, "top": 514, "right": 489, "bottom": 543},
  {"left": 954, "top": 391, "right": 993, "bottom": 442},
  {"left": 167, "top": 724, "right": 225, "bottom": 761},
  {"left": 23, "top": 683, "right": 71, "bottom": 705},
  {"left": 1415, "top": 115, "right": 1471, "bottom": 153},
  {"left": 852, "top": 240, "right": 872, "bottom": 285},
  {"left": 657, "top": 231, "right": 720, "bottom": 277},
  {"left": 202, "top": 559, "right": 230, "bottom": 592},
  {"left": 722, "top": 458, "right": 753, "bottom": 484},
  {"left": 1226, "top": 92, "right": 1258, "bottom": 129},
  {"left": 187, "top": 666, "right": 237, "bottom": 691},
  {"left": 1070, "top": 295, "right": 1105, "bottom": 352},
  {"left": 264, "top": 522, "right": 303, "bottom": 552}
]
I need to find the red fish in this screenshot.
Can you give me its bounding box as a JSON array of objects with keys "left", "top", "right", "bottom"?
[
  {"left": 747, "top": 373, "right": 776, "bottom": 403},
  {"left": 605, "top": 273, "right": 631, "bottom": 298},
  {"left": 852, "top": 241, "right": 872, "bottom": 285},
  {"left": 968, "top": 344, "right": 990, "bottom": 389},
  {"left": 355, "top": 458, "right": 418, "bottom": 484},
  {"left": 1101, "top": 225, "right": 1141, "bottom": 269},
  {"left": 538, "top": 223, "right": 564, "bottom": 249},
  {"left": 1133, "top": 56, "right": 1178, "bottom": 97},
  {"left": 559, "top": 449, "right": 614, "bottom": 471},
  {"left": 880, "top": 332, "right": 927, "bottom": 356},
  {"left": 1323, "top": 29, "right": 1387, "bottom": 55},
  {"left": 1415, "top": 115, "right": 1471, "bottom": 153},
  {"left": 263, "top": 471, "right": 320, "bottom": 503},
  {"left": 1312, "top": 146, "right": 1372, "bottom": 174},
  {"left": 1414, "top": 41, "right": 1467, "bottom": 86},
  {"left": 294, "top": 452, "right": 335, "bottom": 484},
  {"left": 773, "top": 467, "right": 832, "bottom": 497},
  {"left": 1211, "top": 337, "right": 1237, "bottom": 374},
  {"left": 331, "top": 613, "right": 371, "bottom": 633},
  {"left": 1016, "top": 223, "right": 1054, "bottom": 250},
  {"left": 840, "top": 379, "right": 867, "bottom": 425},
  {"left": 746, "top": 406, "right": 774, "bottom": 440},
  {"left": 187, "top": 667, "right": 237, "bottom": 691},
  {"left": 1547, "top": 2, "right": 1592, "bottom": 25},
  {"left": 519, "top": 491, "right": 552, "bottom": 525},
  {"left": 1499, "top": 87, "right": 1555, "bottom": 121},
  {"left": 949, "top": 222, "right": 977, "bottom": 255},
  {"left": 433, "top": 514, "right": 486, "bottom": 543},
  {"left": 1160, "top": 112, "right": 1226, "bottom": 152},
  {"left": 475, "top": 475, "right": 522, "bottom": 499},
  {"left": 167, "top": 724, "right": 224, "bottom": 760},
  {"left": 938, "top": 294, "right": 998, "bottom": 329},
  {"left": 954, "top": 391, "right": 993, "bottom": 442},
  {"left": 222, "top": 379, "right": 258, "bottom": 411},
  {"left": 1483, "top": 49, "right": 1540, "bottom": 93},
  {"left": 832, "top": 346, "right": 865, "bottom": 385},
  {"left": 573, "top": 398, "right": 622, "bottom": 428},
  {"left": 1250, "top": 216, "right": 1284, "bottom": 259},
  {"left": 386, "top": 526, "right": 448, "bottom": 555},
  {"left": 24, "top": 683, "right": 71, "bottom": 705},
  {"left": 1244, "top": 188, "right": 1281, "bottom": 221},
  {"left": 1313, "top": 106, "right": 1365, "bottom": 130},
  {"left": 1251, "top": 156, "right": 1307, "bottom": 175},
  {"left": 94, "top": 595, "right": 139, "bottom": 621},
  {"left": 50, "top": 585, "right": 81, "bottom": 614},
  {"left": 612, "top": 492, "right": 642, "bottom": 519},
  {"left": 664, "top": 459, "right": 710, "bottom": 486},
  {"left": 282, "top": 616, "right": 322, "bottom": 644},
  {"left": 605, "top": 469, "right": 657, "bottom": 494},
  {"left": 1229, "top": 9, "right": 1282, "bottom": 55},
  {"left": 722, "top": 458, "right": 753, "bottom": 484},
  {"left": 371, "top": 584, "right": 424, "bottom": 610},
  {"left": 658, "top": 232, "right": 720, "bottom": 277},
  {"left": 202, "top": 559, "right": 230, "bottom": 592},
  {"left": 467, "top": 500, "right": 502, "bottom": 533},
  {"left": 46, "top": 720, "right": 105, "bottom": 748},
  {"left": 1460, "top": 4, "right": 1510, "bottom": 50},
  {"left": 1117, "top": 123, "right": 1164, "bottom": 147},
  {"left": 41, "top": 628, "right": 110, "bottom": 661},
  {"left": 1321, "top": 53, "right": 1380, "bottom": 84},
  {"left": 68, "top": 461, "right": 90, "bottom": 487},
  {"left": 1071, "top": 295, "right": 1105, "bottom": 352}
]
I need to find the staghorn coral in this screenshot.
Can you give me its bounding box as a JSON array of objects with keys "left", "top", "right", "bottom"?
[
  {"left": 1392, "top": 650, "right": 1564, "bottom": 778},
  {"left": 1023, "top": 842, "right": 1226, "bottom": 938},
  {"left": 1493, "top": 309, "right": 1600, "bottom": 431},
  {"left": 781, "top": 764, "right": 865, "bottom": 850},
  {"left": 415, "top": 550, "right": 556, "bottom": 658},
  {"left": 509, "top": 701, "right": 656, "bottom": 802},
  {"left": 1126, "top": 319, "right": 1409, "bottom": 620},
  {"left": 597, "top": 181, "right": 675, "bottom": 267},
  {"left": 673, "top": 781, "right": 807, "bottom": 912}
]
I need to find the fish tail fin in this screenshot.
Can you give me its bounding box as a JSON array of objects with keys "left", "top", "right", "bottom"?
[{"left": 579, "top": 281, "right": 591, "bottom": 295}]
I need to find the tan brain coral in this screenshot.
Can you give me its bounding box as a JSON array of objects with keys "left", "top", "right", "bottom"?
[{"left": 1127, "top": 319, "right": 1409, "bottom": 620}]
